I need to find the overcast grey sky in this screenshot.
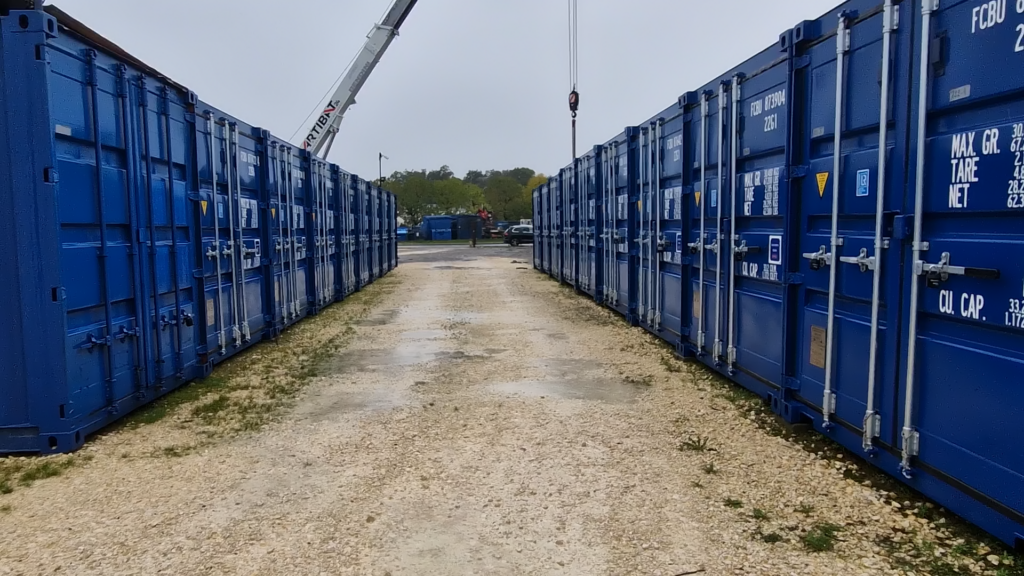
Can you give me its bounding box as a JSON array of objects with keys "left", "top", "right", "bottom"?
[{"left": 54, "top": 0, "right": 840, "bottom": 180}]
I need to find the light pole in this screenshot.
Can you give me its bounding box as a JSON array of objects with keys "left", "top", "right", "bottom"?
[{"left": 378, "top": 152, "right": 389, "bottom": 185}]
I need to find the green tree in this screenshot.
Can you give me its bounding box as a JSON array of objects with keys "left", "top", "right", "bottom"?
[
  {"left": 503, "top": 167, "right": 536, "bottom": 187},
  {"left": 484, "top": 176, "right": 527, "bottom": 221},
  {"left": 427, "top": 165, "right": 454, "bottom": 181},
  {"left": 524, "top": 174, "right": 548, "bottom": 193}
]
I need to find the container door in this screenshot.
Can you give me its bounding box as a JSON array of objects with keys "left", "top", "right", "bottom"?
[
  {"left": 606, "top": 137, "right": 635, "bottom": 317},
  {"left": 792, "top": 9, "right": 908, "bottom": 445},
  {"left": 567, "top": 166, "right": 579, "bottom": 286},
  {"left": 200, "top": 115, "right": 259, "bottom": 356},
  {"left": 727, "top": 49, "right": 792, "bottom": 386},
  {"left": 533, "top": 189, "right": 542, "bottom": 269},
  {"left": 552, "top": 178, "right": 563, "bottom": 281},
  {"left": 638, "top": 124, "right": 657, "bottom": 329},
  {"left": 654, "top": 113, "right": 687, "bottom": 342},
  {"left": 687, "top": 88, "right": 727, "bottom": 357},
  {"left": 582, "top": 153, "right": 601, "bottom": 297},
  {"left": 898, "top": 0, "right": 1024, "bottom": 542}
]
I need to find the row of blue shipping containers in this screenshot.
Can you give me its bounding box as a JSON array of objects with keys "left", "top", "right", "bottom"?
[
  {"left": 534, "top": 0, "right": 1023, "bottom": 548},
  {"left": 0, "top": 6, "right": 397, "bottom": 454}
]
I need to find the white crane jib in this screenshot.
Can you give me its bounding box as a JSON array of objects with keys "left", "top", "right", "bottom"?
[{"left": 302, "top": 0, "right": 418, "bottom": 158}]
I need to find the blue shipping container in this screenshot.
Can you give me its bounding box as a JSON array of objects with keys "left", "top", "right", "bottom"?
[
  {"left": 0, "top": 6, "right": 396, "bottom": 454},
  {"left": 533, "top": 0, "right": 1024, "bottom": 548}
]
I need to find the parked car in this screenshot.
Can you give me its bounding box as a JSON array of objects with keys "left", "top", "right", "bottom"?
[{"left": 503, "top": 225, "right": 534, "bottom": 247}]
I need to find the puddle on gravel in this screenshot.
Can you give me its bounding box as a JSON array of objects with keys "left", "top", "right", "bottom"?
[
  {"left": 400, "top": 330, "right": 446, "bottom": 340},
  {"left": 299, "top": 386, "right": 409, "bottom": 421},
  {"left": 488, "top": 358, "right": 639, "bottom": 403},
  {"left": 533, "top": 358, "right": 603, "bottom": 376},
  {"left": 489, "top": 378, "right": 641, "bottom": 404},
  {"left": 357, "top": 308, "right": 401, "bottom": 326},
  {"left": 326, "top": 344, "right": 500, "bottom": 373},
  {"left": 327, "top": 343, "right": 443, "bottom": 373}
]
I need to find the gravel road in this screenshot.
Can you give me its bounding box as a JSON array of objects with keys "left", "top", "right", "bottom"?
[{"left": 0, "top": 245, "right": 989, "bottom": 575}]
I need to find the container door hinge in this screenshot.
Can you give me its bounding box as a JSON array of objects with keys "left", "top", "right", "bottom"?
[
  {"left": 192, "top": 268, "right": 204, "bottom": 279},
  {"left": 900, "top": 427, "right": 921, "bottom": 477},
  {"left": 43, "top": 167, "right": 58, "bottom": 183},
  {"left": 789, "top": 165, "right": 809, "bottom": 179},
  {"left": 862, "top": 412, "right": 881, "bottom": 450},
  {"left": 783, "top": 377, "right": 801, "bottom": 390},
  {"left": 823, "top": 391, "right": 837, "bottom": 415},
  {"left": 794, "top": 55, "right": 811, "bottom": 69},
  {"left": 785, "top": 273, "right": 804, "bottom": 286}
]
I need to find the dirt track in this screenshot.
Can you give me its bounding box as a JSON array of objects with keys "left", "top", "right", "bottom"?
[{"left": 0, "top": 244, "right": 985, "bottom": 576}]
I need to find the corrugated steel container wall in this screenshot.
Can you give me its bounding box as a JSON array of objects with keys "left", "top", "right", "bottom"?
[
  {"left": 0, "top": 7, "right": 397, "bottom": 454},
  {"left": 636, "top": 102, "right": 688, "bottom": 345},
  {"left": 579, "top": 147, "right": 602, "bottom": 300},
  {"left": 532, "top": 0, "right": 1024, "bottom": 547},
  {"left": 897, "top": 0, "right": 1024, "bottom": 544},
  {"left": 0, "top": 10, "right": 203, "bottom": 453},
  {"left": 196, "top": 104, "right": 271, "bottom": 359},
  {"left": 599, "top": 131, "right": 637, "bottom": 320},
  {"left": 536, "top": 188, "right": 544, "bottom": 268}
]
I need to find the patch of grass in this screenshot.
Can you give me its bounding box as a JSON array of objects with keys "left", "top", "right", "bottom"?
[
  {"left": 624, "top": 375, "right": 654, "bottom": 387},
  {"left": 761, "top": 532, "right": 783, "bottom": 544},
  {"left": 0, "top": 479, "right": 12, "bottom": 495},
  {"left": 660, "top": 356, "right": 682, "bottom": 373},
  {"left": 0, "top": 504, "right": 11, "bottom": 514},
  {"left": 724, "top": 498, "right": 744, "bottom": 509},
  {"left": 160, "top": 446, "right": 190, "bottom": 458},
  {"left": 702, "top": 462, "right": 718, "bottom": 475},
  {"left": 949, "top": 542, "right": 975, "bottom": 557},
  {"left": 797, "top": 503, "right": 815, "bottom": 515},
  {"left": 191, "top": 394, "right": 231, "bottom": 420},
  {"left": 17, "top": 458, "right": 78, "bottom": 487},
  {"left": 802, "top": 523, "right": 842, "bottom": 552},
  {"left": 121, "top": 375, "right": 229, "bottom": 428},
  {"left": 690, "top": 480, "right": 704, "bottom": 489},
  {"left": 679, "top": 435, "right": 712, "bottom": 452},
  {"left": 752, "top": 508, "right": 769, "bottom": 521}
]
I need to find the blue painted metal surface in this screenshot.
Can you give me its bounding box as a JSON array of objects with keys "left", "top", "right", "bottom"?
[
  {"left": 0, "top": 7, "right": 396, "bottom": 454},
  {"left": 532, "top": 0, "right": 1024, "bottom": 548}
]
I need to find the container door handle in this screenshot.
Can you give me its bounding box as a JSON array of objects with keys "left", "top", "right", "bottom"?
[{"left": 917, "top": 252, "right": 1001, "bottom": 288}]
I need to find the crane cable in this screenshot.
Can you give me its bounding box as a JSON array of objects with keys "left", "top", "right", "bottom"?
[{"left": 567, "top": 0, "right": 579, "bottom": 160}]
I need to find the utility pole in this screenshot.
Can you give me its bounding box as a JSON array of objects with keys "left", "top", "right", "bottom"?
[{"left": 379, "top": 152, "right": 389, "bottom": 185}]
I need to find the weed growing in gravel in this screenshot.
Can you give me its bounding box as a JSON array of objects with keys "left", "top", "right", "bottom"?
[
  {"left": 752, "top": 508, "right": 769, "bottom": 520},
  {"left": 17, "top": 459, "right": 77, "bottom": 486},
  {"left": 690, "top": 480, "right": 704, "bottom": 489},
  {"left": 796, "top": 503, "right": 815, "bottom": 515},
  {"left": 0, "top": 504, "right": 11, "bottom": 514},
  {"left": 160, "top": 446, "right": 192, "bottom": 458},
  {"left": 802, "top": 523, "right": 842, "bottom": 552},
  {"left": 702, "top": 462, "right": 718, "bottom": 475},
  {"left": 624, "top": 375, "right": 654, "bottom": 387},
  {"left": 191, "top": 394, "right": 231, "bottom": 420},
  {"left": 679, "top": 435, "right": 712, "bottom": 452},
  {"left": 724, "top": 498, "right": 744, "bottom": 509},
  {"left": 660, "top": 356, "right": 682, "bottom": 373},
  {"left": 761, "top": 532, "right": 784, "bottom": 544},
  {"left": 0, "top": 454, "right": 88, "bottom": 495}
]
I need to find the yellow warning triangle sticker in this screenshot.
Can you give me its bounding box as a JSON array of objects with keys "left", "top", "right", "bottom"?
[
  {"left": 312, "top": 212, "right": 316, "bottom": 221},
  {"left": 201, "top": 200, "right": 208, "bottom": 215},
  {"left": 695, "top": 191, "right": 701, "bottom": 206},
  {"left": 271, "top": 208, "right": 276, "bottom": 219},
  {"left": 816, "top": 173, "right": 829, "bottom": 197}
]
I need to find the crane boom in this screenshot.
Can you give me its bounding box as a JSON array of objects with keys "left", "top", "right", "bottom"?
[{"left": 302, "top": 0, "right": 418, "bottom": 157}]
